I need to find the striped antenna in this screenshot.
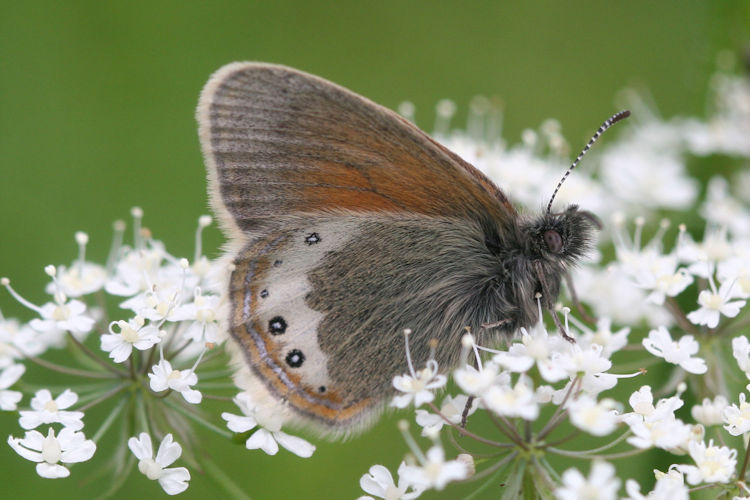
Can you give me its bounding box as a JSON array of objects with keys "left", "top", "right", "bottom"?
[{"left": 546, "top": 110, "right": 631, "bottom": 214}]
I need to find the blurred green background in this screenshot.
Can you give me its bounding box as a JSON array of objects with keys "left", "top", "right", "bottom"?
[{"left": 0, "top": 1, "right": 748, "bottom": 499}]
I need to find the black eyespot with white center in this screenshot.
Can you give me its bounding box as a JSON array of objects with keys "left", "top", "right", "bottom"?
[
  {"left": 260, "top": 289, "right": 269, "bottom": 299},
  {"left": 544, "top": 230, "right": 563, "bottom": 254},
  {"left": 304, "top": 232, "right": 321, "bottom": 245},
  {"left": 273, "top": 259, "right": 283, "bottom": 267},
  {"left": 286, "top": 349, "right": 305, "bottom": 368},
  {"left": 268, "top": 316, "right": 287, "bottom": 335}
]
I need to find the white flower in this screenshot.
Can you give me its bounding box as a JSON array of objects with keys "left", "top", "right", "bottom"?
[
  {"left": 453, "top": 362, "right": 500, "bottom": 397},
  {"left": 148, "top": 359, "right": 202, "bottom": 404},
  {"left": 391, "top": 359, "right": 447, "bottom": 409},
  {"left": 732, "top": 336, "right": 750, "bottom": 378},
  {"left": 0, "top": 318, "right": 44, "bottom": 367},
  {"left": 624, "top": 467, "right": 688, "bottom": 500},
  {"left": 622, "top": 387, "right": 692, "bottom": 450},
  {"left": 691, "top": 395, "right": 728, "bottom": 426},
  {"left": 415, "top": 394, "right": 477, "bottom": 436},
  {"left": 555, "top": 461, "right": 621, "bottom": 500},
  {"left": 29, "top": 296, "right": 94, "bottom": 335},
  {"left": 686, "top": 281, "right": 746, "bottom": 328},
  {"left": 169, "top": 289, "right": 222, "bottom": 343},
  {"left": 105, "top": 244, "right": 167, "bottom": 297},
  {"left": 642, "top": 327, "right": 707, "bottom": 374},
  {"left": 676, "top": 439, "right": 736, "bottom": 484},
  {"left": 101, "top": 316, "right": 161, "bottom": 363},
  {"left": 121, "top": 285, "right": 184, "bottom": 322},
  {"left": 0, "top": 363, "right": 25, "bottom": 410},
  {"left": 8, "top": 427, "right": 96, "bottom": 478},
  {"left": 631, "top": 253, "right": 693, "bottom": 305},
  {"left": 722, "top": 392, "right": 750, "bottom": 436},
  {"left": 399, "top": 445, "right": 468, "bottom": 491},
  {"left": 358, "top": 463, "right": 424, "bottom": 500},
  {"left": 568, "top": 396, "right": 619, "bottom": 436},
  {"left": 19, "top": 389, "right": 84, "bottom": 430},
  {"left": 718, "top": 256, "right": 750, "bottom": 298},
  {"left": 482, "top": 375, "right": 539, "bottom": 420},
  {"left": 128, "top": 433, "right": 190, "bottom": 495},
  {"left": 493, "top": 322, "right": 568, "bottom": 382},
  {"left": 578, "top": 318, "right": 630, "bottom": 359},
  {"left": 554, "top": 344, "right": 617, "bottom": 395},
  {"left": 48, "top": 264, "right": 106, "bottom": 298},
  {"left": 222, "top": 392, "right": 315, "bottom": 458}
]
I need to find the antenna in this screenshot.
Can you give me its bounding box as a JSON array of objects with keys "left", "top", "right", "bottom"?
[{"left": 546, "top": 110, "right": 631, "bottom": 214}]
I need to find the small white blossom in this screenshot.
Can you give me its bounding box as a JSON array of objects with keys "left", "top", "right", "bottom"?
[
  {"left": 357, "top": 463, "right": 424, "bottom": 500},
  {"left": 148, "top": 359, "right": 202, "bottom": 404},
  {"left": 391, "top": 359, "right": 447, "bottom": 409},
  {"left": 642, "top": 327, "right": 707, "bottom": 374},
  {"left": 555, "top": 461, "right": 621, "bottom": 500},
  {"left": 128, "top": 433, "right": 190, "bottom": 495},
  {"left": 399, "top": 446, "right": 468, "bottom": 491},
  {"left": 48, "top": 263, "right": 106, "bottom": 298},
  {"left": 732, "top": 336, "right": 750, "bottom": 378},
  {"left": 676, "top": 439, "right": 737, "bottom": 484},
  {"left": 105, "top": 244, "right": 167, "bottom": 297},
  {"left": 101, "top": 316, "right": 161, "bottom": 363},
  {"left": 578, "top": 318, "right": 630, "bottom": 359},
  {"left": 222, "top": 392, "right": 315, "bottom": 458},
  {"left": 0, "top": 318, "right": 44, "bottom": 366},
  {"left": 686, "top": 281, "right": 746, "bottom": 328},
  {"left": 29, "top": 295, "right": 94, "bottom": 335},
  {"left": 568, "top": 396, "right": 619, "bottom": 436},
  {"left": 691, "top": 395, "right": 728, "bottom": 426},
  {"left": 170, "top": 289, "right": 222, "bottom": 343},
  {"left": 19, "top": 389, "right": 84, "bottom": 430},
  {"left": 722, "top": 392, "right": 750, "bottom": 436},
  {"left": 482, "top": 375, "right": 539, "bottom": 420},
  {"left": 554, "top": 344, "right": 617, "bottom": 395},
  {"left": 8, "top": 427, "right": 96, "bottom": 478},
  {"left": 493, "top": 322, "right": 568, "bottom": 382},
  {"left": 0, "top": 363, "right": 25, "bottom": 410},
  {"left": 414, "top": 394, "right": 477, "bottom": 436},
  {"left": 453, "top": 362, "right": 501, "bottom": 397},
  {"left": 631, "top": 253, "right": 693, "bottom": 306},
  {"left": 624, "top": 467, "right": 688, "bottom": 500}
]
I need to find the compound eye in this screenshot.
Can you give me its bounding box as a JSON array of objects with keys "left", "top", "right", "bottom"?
[{"left": 544, "top": 230, "right": 563, "bottom": 253}]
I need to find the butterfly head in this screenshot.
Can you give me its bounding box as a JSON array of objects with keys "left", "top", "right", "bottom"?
[
  {"left": 527, "top": 204, "right": 600, "bottom": 265},
  {"left": 511, "top": 204, "right": 600, "bottom": 312}
]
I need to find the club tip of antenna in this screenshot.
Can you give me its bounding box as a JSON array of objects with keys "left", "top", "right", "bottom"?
[{"left": 612, "top": 110, "right": 631, "bottom": 123}]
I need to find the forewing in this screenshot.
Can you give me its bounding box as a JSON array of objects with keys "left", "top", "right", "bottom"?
[{"left": 197, "top": 62, "right": 515, "bottom": 238}]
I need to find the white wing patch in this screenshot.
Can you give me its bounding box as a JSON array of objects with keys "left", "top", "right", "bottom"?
[{"left": 245, "top": 219, "right": 359, "bottom": 393}]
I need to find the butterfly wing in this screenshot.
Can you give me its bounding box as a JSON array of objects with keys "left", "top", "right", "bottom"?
[
  {"left": 197, "top": 62, "right": 516, "bottom": 239},
  {"left": 197, "top": 63, "right": 519, "bottom": 435},
  {"left": 228, "top": 213, "right": 511, "bottom": 436}
]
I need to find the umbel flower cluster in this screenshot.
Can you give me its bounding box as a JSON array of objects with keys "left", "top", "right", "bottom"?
[{"left": 1, "top": 55, "right": 749, "bottom": 498}]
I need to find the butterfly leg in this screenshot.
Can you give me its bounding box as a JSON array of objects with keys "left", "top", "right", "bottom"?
[
  {"left": 564, "top": 272, "right": 597, "bottom": 324},
  {"left": 533, "top": 261, "right": 575, "bottom": 344}
]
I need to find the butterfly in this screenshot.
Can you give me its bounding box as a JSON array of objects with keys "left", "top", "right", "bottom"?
[{"left": 196, "top": 62, "right": 628, "bottom": 437}]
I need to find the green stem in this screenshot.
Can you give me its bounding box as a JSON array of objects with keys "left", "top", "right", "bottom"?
[
  {"left": 25, "top": 356, "right": 115, "bottom": 379},
  {"left": 92, "top": 396, "right": 128, "bottom": 443},
  {"left": 201, "top": 456, "right": 254, "bottom": 500},
  {"left": 67, "top": 331, "right": 127, "bottom": 377},
  {"left": 78, "top": 383, "right": 129, "bottom": 412},
  {"left": 164, "top": 399, "right": 232, "bottom": 438}
]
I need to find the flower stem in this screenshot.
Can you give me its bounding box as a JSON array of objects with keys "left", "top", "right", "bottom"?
[
  {"left": 164, "top": 399, "right": 232, "bottom": 438},
  {"left": 25, "top": 355, "right": 116, "bottom": 379},
  {"left": 200, "top": 456, "right": 254, "bottom": 500},
  {"left": 67, "top": 331, "right": 127, "bottom": 377},
  {"left": 91, "top": 395, "right": 128, "bottom": 443}
]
